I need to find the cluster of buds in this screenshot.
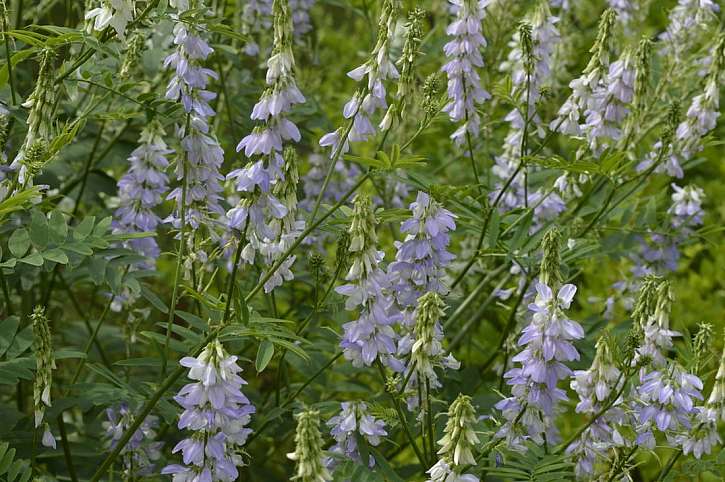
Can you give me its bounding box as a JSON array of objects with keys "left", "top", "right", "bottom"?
[{"left": 32, "top": 306, "right": 57, "bottom": 449}]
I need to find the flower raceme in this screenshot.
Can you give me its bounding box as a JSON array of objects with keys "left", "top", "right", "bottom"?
[
  {"left": 441, "top": 0, "right": 491, "bottom": 146},
  {"left": 496, "top": 281, "right": 584, "bottom": 448},
  {"left": 162, "top": 340, "right": 255, "bottom": 482}
]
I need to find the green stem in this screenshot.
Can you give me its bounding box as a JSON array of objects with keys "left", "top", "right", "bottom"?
[
  {"left": 163, "top": 116, "right": 191, "bottom": 375},
  {"left": 309, "top": 88, "right": 368, "bottom": 223},
  {"left": 375, "top": 360, "right": 427, "bottom": 470},
  {"left": 656, "top": 450, "right": 681, "bottom": 482},
  {"left": 57, "top": 414, "right": 79, "bottom": 482}
]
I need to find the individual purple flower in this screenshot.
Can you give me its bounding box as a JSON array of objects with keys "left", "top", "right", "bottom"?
[
  {"left": 162, "top": 339, "right": 255, "bottom": 481},
  {"left": 103, "top": 403, "right": 163, "bottom": 477},
  {"left": 495, "top": 281, "right": 584, "bottom": 448},
  {"left": 336, "top": 195, "right": 402, "bottom": 370},
  {"left": 318, "top": 0, "right": 398, "bottom": 157},
  {"left": 441, "top": 0, "right": 491, "bottom": 146},
  {"left": 326, "top": 401, "right": 386, "bottom": 468},
  {"left": 113, "top": 122, "right": 171, "bottom": 262}
]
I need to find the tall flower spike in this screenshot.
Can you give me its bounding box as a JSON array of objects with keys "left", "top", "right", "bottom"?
[
  {"left": 495, "top": 230, "right": 584, "bottom": 450},
  {"left": 113, "top": 121, "right": 172, "bottom": 262},
  {"left": 393, "top": 9, "right": 426, "bottom": 112},
  {"left": 336, "top": 194, "right": 402, "bottom": 369},
  {"left": 551, "top": 9, "right": 616, "bottom": 137},
  {"left": 567, "top": 335, "right": 621, "bottom": 477},
  {"left": 670, "top": 329, "right": 723, "bottom": 459},
  {"left": 492, "top": 1, "right": 562, "bottom": 218},
  {"left": 226, "top": 0, "right": 305, "bottom": 288},
  {"left": 163, "top": 1, "right": 225, "bottom": 230},
  {"left": 399, "top": 292, "right": 460, "bottom": 410},
  {"left": 32, "top": 306, "right": 56, "bottom": 449},
  {"left": 161, "top": 339, "right": 255, "bottom": 481},
  {"left": 319, "top": 0, "right": 399, "bottom": 157},
  {"left": 638, "top": 36, "right": 724, "bottom": 178},
  {"left": 326, "top": 401, "right": 387, "bottom": 468},
  {"left": 11, "top": 48, "right": 56, "bottom": 187},
  {"left": 441, "top": 0, "right": 491, "bottom": 146},
  {"left": 426, "top": 394, "right": 480, "bottom": 482},
  {"left": 660, "top": 0, "right": 720, "bottom": 63},
  {"left": 287, "top": 409, "right": 331, "bottom": 482}
]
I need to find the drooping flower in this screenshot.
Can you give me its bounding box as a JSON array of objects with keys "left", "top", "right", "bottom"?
[
  {"left": 32, "top": 306, "right": 56, "bottom": 449},
  {"left": 287, "top": 409, "right": 332, "bottom": 482},
  {"left": 103, "top": 403, "right": 163, "bottom": 477},
  {"left": 426, "top": 394, "right": 480, "bottom": 482},
  {"left": 336, "top": 194, "right": 401, "bottom": 369},
  {"left": 85, "top": 0, "right": 135, "bottom": 40},
  {"left": 113, "top": 121, "right": 172, "bottom": 262},
  {"left": 441, "top": 0, "right": 491, "bottom": 146},
  {"left": 318, "top": 0, "right": 398, "bottom": 157},
  {"left": 704, "top": 339, "right": 725, "bottom": 423},
  {"left": 161, "top": 339, "right": 255, "bottom": 482},
  {"left": 571, "top": 336, "right": 620, "bottom": 415},
  {"left": 326, "top": 401, "right": 387, "bottom": 468}
]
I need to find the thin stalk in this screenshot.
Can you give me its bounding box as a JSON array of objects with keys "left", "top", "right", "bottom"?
[
  {"left": 163, "top": 115, "right": 192, "bottom": 375},
  {"left": 2, "top": 13, "right": 17, "bottom": 105},
  {"left": 450, "top": 163, "right": 524, "bottom": 290},
  {"left": 656, "top": 449, "right": 681, "bottom": 481},
  {"left": 449, "top": 273, "right": 512, "bottom": 350},
  {"left": 424, "top": 378, "right": 435, "bottom": 466},
  {"left": 461, "top": 78, "right": 482, "bottom": 194},
  {"left": 57, "top": 414, "right": 79, "bottom": 482},
  {"left": 68, "top": 291, "right": 116, "bottom": 387},
  {"left": 59, "top": 275, "right": 111, "bottom": 368},
  {"left": 0, "top": 271, "right": 13, "bottom": 315},
  {"left": 444, "top": 265, "right": 507, "bottom": 331},
  {"left": 375, "top": 360, "right": 427, "bottom": 469},
  {"left": 309, "top": 87, "right": 368, "bottom": 222},
  {"left": 246, "top": 351, "right": 344, "bottom": 445}
]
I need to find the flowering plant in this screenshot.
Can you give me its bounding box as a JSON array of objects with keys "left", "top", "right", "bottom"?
[{"left": 0, "top": 1, "right": 723, "bottom": 481}]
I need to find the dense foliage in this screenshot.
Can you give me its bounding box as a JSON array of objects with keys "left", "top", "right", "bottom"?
[{"left": 0, "top": 0, "right": 723, "bottom": 481}]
